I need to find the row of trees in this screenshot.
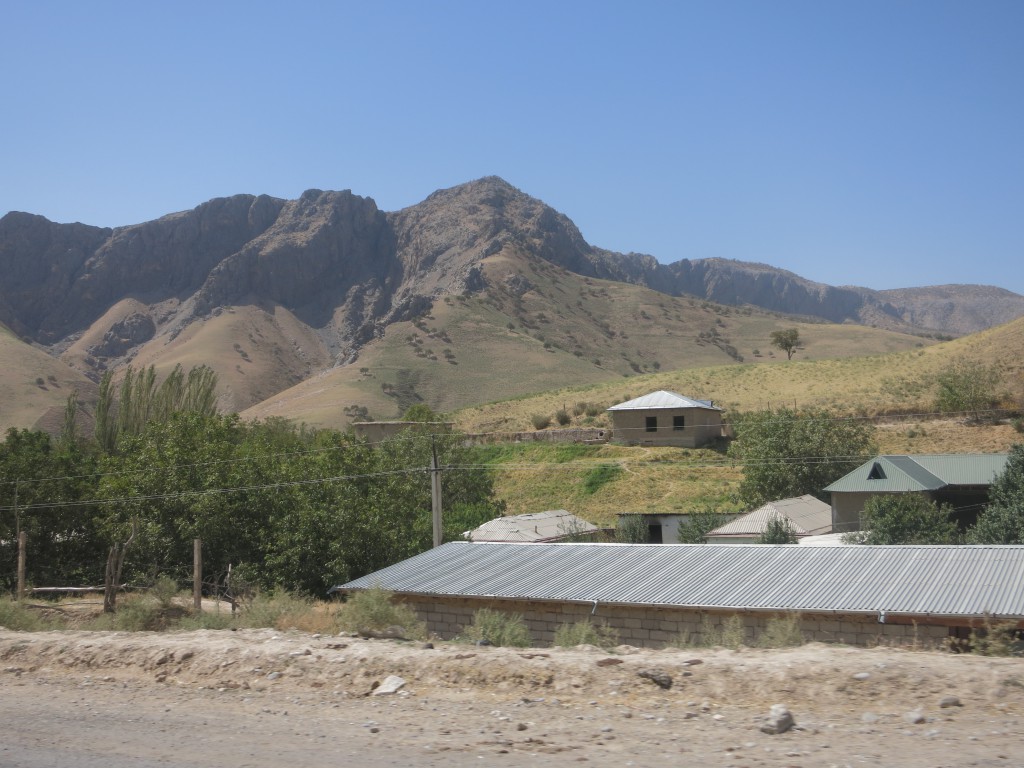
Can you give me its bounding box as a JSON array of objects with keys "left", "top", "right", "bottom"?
[{"left": 1, "top": 368, "right": 503, "bottom": 597}]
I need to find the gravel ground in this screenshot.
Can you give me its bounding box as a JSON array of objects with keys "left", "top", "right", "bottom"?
[{"left": 1, "top": 628, "right": 1022, "bottom": 767}]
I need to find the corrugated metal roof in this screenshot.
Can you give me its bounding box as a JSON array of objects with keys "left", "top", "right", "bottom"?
[
  {"left": 707, "top": 495, "right": 832, "bottom": 537},
  {"left": 465, "top": 510, "right": 598, "bottom": 542},
  {"left": 606, "top": 390, "right": 722, "bottom": 412},
  {"left": 825, "top": 454, "right": 1009, "bottom": 493},
  {"left": 335, "top": 542, "right": 1024, "bottom": 619}
]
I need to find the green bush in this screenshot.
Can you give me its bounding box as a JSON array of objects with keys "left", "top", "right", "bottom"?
[
  {"left": 461, "top": 608, "right": 532, "bottom": 647},
  {"left": 757, "top": 613, "right": 805, "bottom": 648},
  {"left": 555, "top": 409, "right": 571, "bottom": 426},
  {"left": 337, "top": 586, "right": 426, "bottom": 639},
  {"left": 150, "top": 575, "right": 179, "bottom": 609},
  {"left": 553, "top": 620, "right": 619, "bottom": 650},
  {"left": 531, "top": 414, "right": 552, "bottom": 430}
]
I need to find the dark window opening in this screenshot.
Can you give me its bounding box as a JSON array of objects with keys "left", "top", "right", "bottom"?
[
  {"left": 648, "top": 524, "right": 663, "bottom": 543},
  {"left": 868, "top": 462, "right": 887, "bottom": 480},
  {"left": 645, "top": 416, "right": 657, "bottom": 432},
  {"left": 673, "top": 415, "right": 685, "bottom": 431}
]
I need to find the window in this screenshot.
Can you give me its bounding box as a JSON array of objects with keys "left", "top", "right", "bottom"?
[
  {"left": 673, "top": 415, "right": 685, "bottom": 431},
  {"left": 645, "top": 416, "right": 657, "bottom": 432}
]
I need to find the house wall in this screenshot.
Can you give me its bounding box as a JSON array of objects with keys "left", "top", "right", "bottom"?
[
  {"left": 831, "top": 491, "right": 884, "bottom": 533},
  {"left": 610, "top": 408, "right": 722, "bottom": 448},
  {"left": 401, "top": 595, "right": 953, "bottom": 649}
]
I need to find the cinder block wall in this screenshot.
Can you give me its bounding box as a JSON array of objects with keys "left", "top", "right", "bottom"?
[{"left": 402, "top": 596, "right": 950, "bottom": 649}]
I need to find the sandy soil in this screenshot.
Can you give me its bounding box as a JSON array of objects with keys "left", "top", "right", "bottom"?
[{"left": 1, "top": 627, "right": 1022, "bottom": 767}]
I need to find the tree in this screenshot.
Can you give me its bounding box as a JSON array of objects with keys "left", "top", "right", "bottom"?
[
  {"left": 968, "top": 444, "right": 1024, "bottom": 544},
  {"left": 94, "top": 364, "right": 219, "bottom": 452},
  {"left": 0, "top": 428, "right": 105, "bottom": 591},
  {"left": 770, "top": 328, "right": 802, "bottom": 360},
  {"left": 676, "top": 507, "right": 735, "bottom": 543},
  {"left": 934, "top": 359, "right": 1001, "bottom": 422},
  {"left": 758, "top": 516, "right": 798, "bottom": 544},
  {"left": 729, "top": 408, "right": 876, "bottom": 507},
  {"left": 844, "top": 493, "right": 959, "bottom": 545}
]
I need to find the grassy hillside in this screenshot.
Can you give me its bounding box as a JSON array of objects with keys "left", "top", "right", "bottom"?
[
  {"left": 0, "top": 324, "right": 97, "bottom": 434},
  {"left": 455, "top": 315, "right": 1024, "bottom": 435},
  {"left": 457, "top": 316, "right": 1024, "bottom": 525},
  {"left": 244, "top": 251, "right": 932, "bottom": 429}
]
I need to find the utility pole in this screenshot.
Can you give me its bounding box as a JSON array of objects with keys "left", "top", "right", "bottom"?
[{"left": 431, "top": 436, "right": 443, "bottom": 548}]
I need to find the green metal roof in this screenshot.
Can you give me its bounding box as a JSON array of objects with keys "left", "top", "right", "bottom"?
[{"left": 824, "top": 454, "right": 1009, "bottom": 494}]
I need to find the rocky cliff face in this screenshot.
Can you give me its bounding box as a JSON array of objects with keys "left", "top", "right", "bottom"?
[{"left": 2, "top": 176, "right": 1022, "bottom": 377}]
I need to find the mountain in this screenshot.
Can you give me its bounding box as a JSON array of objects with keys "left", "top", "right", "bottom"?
[{"left": 1, "top": 176, "right": 1021, "bottom": 431}]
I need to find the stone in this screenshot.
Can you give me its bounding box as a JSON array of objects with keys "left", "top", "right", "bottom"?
[
  {"left": 903, "top": 710, "right": 926, "bottom": 724},
  {"left": 596, "top": 658, "right": 624, "bottom": 667},
  {"left": 372, "top": 675, "right": 407, "bottom": 696},
  {"left": 637, "top": 669, "right": 673, "bottom": 689},
  {"left": 939, "top": 696, "right": 963, "bottom": 708},
  {"left": 852, "top": 672, "right": 871, "bottom": 681},
  {"left": 760, "top": 705, "right": 795, "bottom": 735}
]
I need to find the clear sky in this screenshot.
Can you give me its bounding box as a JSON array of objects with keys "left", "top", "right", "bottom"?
[{"left": 2, "top": 1, "right": 1022, "bottom": 293}]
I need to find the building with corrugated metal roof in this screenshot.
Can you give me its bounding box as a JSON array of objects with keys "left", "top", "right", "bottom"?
[
  {"left": 825, "top": 454, "right": 1009, "bottom": 534},
  {"left": 705, "top": 495, "right": 832, "bottom": 544},
  {"left": 607, "top": 390, "right": 725, "bottom": 447},
  {"left": 332, "top": 541, "right": 1024, "bottom": 649}
]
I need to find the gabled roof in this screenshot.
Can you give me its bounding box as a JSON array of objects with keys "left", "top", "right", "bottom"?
[
  {"left": 607, "top": 390, "right": 722, "bottom": 412},
  {"left": 825, "top": 454, "right": 1009, "bottom": 493},
  {"left": 465, "top": 510, "right": 598, "bottom": 543},
  {"left": 334, "top": 541, "right": 1024, "bottom": 620},
  {"left": 707, "top": 495, "right": 832, "bottom": 538}
]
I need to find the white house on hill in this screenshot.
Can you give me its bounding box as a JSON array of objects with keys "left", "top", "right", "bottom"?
[{"left": 607, "top": 390, "right": 724, "bottom": 448}]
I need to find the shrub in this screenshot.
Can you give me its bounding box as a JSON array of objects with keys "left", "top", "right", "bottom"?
[
  {"left": 757, "top": 613, "right": 805, "bottom": 648},
  {"left": 531, "top": 414, "right": 552, "bottom": 430},
  {"left": 616, "top": 514, "right": 650, "bottom": 543},
  {"left": 553, "top": 620, "right": 619, "bottom": 650},
  {"left": 86, "top": 594, "right": 173, "bottom": 632},
  {"left": 337, "top": 586, "right": 426, "bottom": 639},
  {"left": 239, "top": 590, "right": 339, "bottom": 634},
  {"left": 968, "top": 618, "right": 1023, "bottom": 657},
  {"left": 555, "top": 408, "right": 571, "bottom": 426},
  {"left": 150, "top": 575, "right": 179, "bottom": 610},
  {"left": 461, "top": 608, "right": 532, "bottom": 647},
  {"left": 0, "top": 598, "right": 50, "bottom": 631},
  {"left": 700, "top": 614, "right": 745, "bottom": 649}
]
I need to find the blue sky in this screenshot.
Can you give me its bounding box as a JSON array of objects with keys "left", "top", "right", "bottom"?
[{"left": 3, "top": 1, "right": 1022, "bottom": 293}]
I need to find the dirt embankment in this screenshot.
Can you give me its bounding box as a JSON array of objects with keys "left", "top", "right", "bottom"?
[{"left": 1, "top": 629, "right": 1023, "bottom": 767}]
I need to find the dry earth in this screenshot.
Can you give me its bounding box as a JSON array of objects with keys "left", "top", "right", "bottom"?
[{"left": 1, "top": 628, "right": 1022, "bottom": 767}]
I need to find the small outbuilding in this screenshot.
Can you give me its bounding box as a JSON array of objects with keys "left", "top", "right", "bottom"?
[
  {"left": 824, "top": 454, "right": 1009, "bottom": 534},
  {"left": 705, "top": 495, "right": 832, "bottom": 544},
  {"left": 607, "top": 390, "right": 724, "bottom": 448}
]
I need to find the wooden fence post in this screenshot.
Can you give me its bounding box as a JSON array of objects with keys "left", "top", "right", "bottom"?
[
  {"left": 193, "top": 538, "right": 202, "bottom": 613},
  {"left": 17, "top": 531, "right": 27, "bottom": 602}
]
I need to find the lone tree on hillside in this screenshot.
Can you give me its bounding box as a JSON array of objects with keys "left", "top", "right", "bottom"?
[{"left": 770, "top": 328, "right": 802, "bottom": 360}]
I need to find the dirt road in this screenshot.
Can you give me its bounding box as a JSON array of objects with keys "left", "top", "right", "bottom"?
[{"left": 1, "top": 628, "right": 1022, "bottom": 767}]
